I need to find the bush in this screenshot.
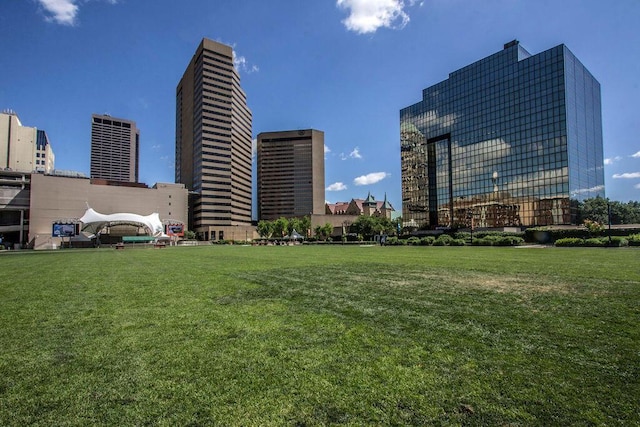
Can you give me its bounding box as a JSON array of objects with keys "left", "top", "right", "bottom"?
[
  {"left": 583, "top": 238, "right": 605, "bottom": 247},
  {"left": 453, "top": 231, "right": 471, "bottom": 241},
  {"left": 450, "top": 239, "right": 467, "bottom": 246},
  {"left": 419, "top": 236, "right": 435, "bottom": 246},
  {"left": 406, "top": 236, "right": 421, "bottom": 246},
  {"left": 385, "top": 237, "right": 407, "bottom": 246},
  {"left": 628, "top": 234, "right": 640, "bottom": 246},
  {"left": 555, "top": 238, "right": 583, "bottom": 247},
  {"left": 436, "top": 234, "right": 453, "bottom": 244},
  {"left": 471, "top": 237, "right": 493, "bottom": 246},
  {"left": 525, "top": 226, "right": 640, "bottom": 243},
  {"left": 607, "top": 236, "right": 629, "bottom": 247},
  {"left": 583, "top": 219, "right": 606, "bottom": 234},
  {"left": 495, "top": 236, "right": 525, "bottom": 246}
]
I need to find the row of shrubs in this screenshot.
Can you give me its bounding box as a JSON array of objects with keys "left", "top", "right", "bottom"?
[
  {"left": 386, "top": 233, "right": 525, "bottom": 246},
  {"left": 524, "top": 227, "right": 640, "bottom": 243},
  {"left": 555, "top": 234, "right": 640, "bottom": 247}
]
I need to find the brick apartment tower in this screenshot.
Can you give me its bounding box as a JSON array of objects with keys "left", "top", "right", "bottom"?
[
  {"left": 175, "top": 38, "right": 253, "bottom": 240},
  {"left": 257, "top": 129, "right": 325, "bottom": 220},
  {"left": 90, "top": 114, "right": 139, "bottom": 183}
]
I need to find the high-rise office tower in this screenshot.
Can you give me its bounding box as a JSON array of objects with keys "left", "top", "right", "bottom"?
[
  {"left": 0, "top": 110, "right": 55, "bottom": 174},
  {"left": 90, "top": 114, "right": 139, "bottom": 183},
  {"left": 257, "top": 129, "right": 325, "bottom": 220},
  {"left": 176, "top": 38, "right": 253, "bottom": 240},
  {"left": 400, "top": 41, "right": 604, "bottom": 228}
]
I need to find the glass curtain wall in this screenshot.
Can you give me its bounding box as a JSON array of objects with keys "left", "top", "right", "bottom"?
[{"left": 400, "top": 41, "right": 604, "bottom": 229}]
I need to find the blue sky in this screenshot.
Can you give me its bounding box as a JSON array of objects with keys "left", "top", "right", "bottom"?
[{"left": 2, "top": 0, "right": 640, "bottom": 214}]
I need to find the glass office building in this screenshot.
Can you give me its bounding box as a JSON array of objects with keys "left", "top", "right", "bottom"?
[{"left": 400, "top": 41, "right": 604, "bottom": 228}]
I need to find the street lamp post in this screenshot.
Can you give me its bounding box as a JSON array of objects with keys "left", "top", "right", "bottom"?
[{"left": 608, "top": 202, "right": 612, "bottom": 246}]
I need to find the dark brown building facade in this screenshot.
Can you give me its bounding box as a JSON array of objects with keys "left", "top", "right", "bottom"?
[
  {"left": 90, "top": 114, "right": 139, "bottom": 183},
  {"left": 257, "top": 129, "right": 325, "bottom": 220},
  {"left": 176, "top": 38, "right": 253, "bottom": 240}
]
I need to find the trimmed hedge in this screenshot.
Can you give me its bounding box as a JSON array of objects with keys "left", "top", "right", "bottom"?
[
  {"left": 406, "top": 236, "right": 421, "bottom": 246},
  {"left": 608, "top": 236, "right": 629, "bottom": 247},
  {"left": 583, "top": 238, "right": 605, "bottom": 247},
  {"left": 628, "top": 234, "right": 640, "bottom": 246},
  {"left": 526, "top": 226, "right": 640, "bottom": 243},
  {"left": 471, "top": 236, "right": 524, "bottom": 246},
  {"left": 555, "top": 236, "right": 630, "bottom": 247},
  {"left": 555, "top": 238, "right": 584, "bottom": 247},
  {"left": 453, "top": 231, "right": 471, "bottom": 241},
  {"left": 420, "top": 236, "right": 435, "bottom": 246}
]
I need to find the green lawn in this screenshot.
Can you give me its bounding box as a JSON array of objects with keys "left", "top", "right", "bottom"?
[{"left": 0, "top": 246, "right": 638, "bottom": 425}]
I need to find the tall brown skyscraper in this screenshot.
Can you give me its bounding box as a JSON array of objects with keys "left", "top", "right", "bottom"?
[
  {"left": 176, "top": 38, "right": 253, "bottom": 240},
  {"left": 90, "top": 114, "right": 139, "bottom": 183},
  {"left": 257, "top": 129, "right": 325, "bottom": 220}
]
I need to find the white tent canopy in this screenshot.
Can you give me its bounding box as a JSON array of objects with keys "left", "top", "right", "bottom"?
[
  {"left": 79, "top": 208, "right": 165, "bottom": 237},
  {"left": 285, "top": 229, "right": 304, "bottom": 240}
]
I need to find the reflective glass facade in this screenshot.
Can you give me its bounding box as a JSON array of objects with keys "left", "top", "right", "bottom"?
[{"left": 400, "top": 41, "right": 604, "bottom": 228}]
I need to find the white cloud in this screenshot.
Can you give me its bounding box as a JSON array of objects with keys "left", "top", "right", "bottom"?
[
  {"left": 571, "top": 185, "right": 605, "bottom": 196},
  {"left": 233, "top": 52, "right": 259, "bottom": 74},
  {"left": 324, "top": 145, "right": 331, "bottom": 154},
  {"left": 349, "top": 147, "right": 362, "bottom": 159},
  {"left": 37, "top": 0, "right": 78, "bottom": 25},
  {"left": 354, "top": 172, "right": 388, "bottom": 185},
  {"left": 151, "top": 144, "right": 162, "bottom": 150},
  {"left": 631, "top": 151, "right": 640, "bottom": 158},
  {"left": 612, "top": 172, "right": 640, "bottom": 179},
  {"left": 326, "top": 182, "right": 348, "bottom": 191},
  {"left": 336, "top": 0, "right": 412, "bottom": 34},
  {"left": 604, "top": 156, "right": 622, "bottom": 165},
  {"left": 339, "top": 147, "right": 363, "bottom": 160},
  {"left": 36, "top": 0, "right": 117, "bottom": 25},
  {"left": 251, "top": 138, "right": 257, "bottom": 159},
  {"left": 635, "top": 183, "right": 640, "bottom": 190}
]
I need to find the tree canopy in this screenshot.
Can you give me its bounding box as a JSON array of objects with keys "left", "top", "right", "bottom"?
[
  {"left": 257, "top": 216, "right": 312, "bottom": 239},
  {"left": 577, "top": 197, "right": 640, "bottom": 225}
]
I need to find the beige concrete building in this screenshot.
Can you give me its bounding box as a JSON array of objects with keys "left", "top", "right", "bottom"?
[
  {"left": 176, "top": 38, "right": 253, "bottom": 241},
  {"left": 257, "top": 129, "right": 325, "bottom": 220},
  {"left": 29, "top": 174, "right": 188, "bottom": 249},
  {"left": 90, "top": 114, "right": 139, "bottom": 183},
  {"left": 1, "top": 111, "right": 55, "bottom": 174},
  {"left": 0, "top": 170, "right": 31, "bottom": 248}
]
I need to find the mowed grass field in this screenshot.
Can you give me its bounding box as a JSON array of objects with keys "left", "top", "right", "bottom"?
[{"left": 0, "top": 245, "right": 638, "bottom": 426}]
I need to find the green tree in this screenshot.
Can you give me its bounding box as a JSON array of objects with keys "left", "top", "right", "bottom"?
[
  {"left": 287, "top": 217, "right": 301, "bottom": 235},
  {"left": 299, "top": 216, "right": 311, "bottom": 238},
  {"left": 577, "top": 197, "right": 640, "bottom": 225},
  {"left": 321, "top": 223, "right": 333, "bottom": 240},
  {"left": 351, "top": 216, "right": 376, "bottom": 240},
  {"left": 256, "top": 220, "right": 274, "bottom": 238},
  {"left": 313, "top": 223, "right": 334, "bottom": 241},
  {"left": 577, "top": 197, "right": 608, "bottom": 224},
  {"left": 273, "top": 217, "right": 289, "bottom": 238},
  {"left": 350, "top": 216, "right": 394, "bottom": 240}
]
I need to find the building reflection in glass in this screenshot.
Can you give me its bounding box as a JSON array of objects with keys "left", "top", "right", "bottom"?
[{"left": 400, "top": 41, "right": 604, "bottom": 229}]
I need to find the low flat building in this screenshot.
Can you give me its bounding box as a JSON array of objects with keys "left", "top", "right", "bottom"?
[
  {"left": 29, "top": 174, "right": 188, "bottom": 249},
  {"left": 0, "top": 170, "right": 31, "bottom": 249}
]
